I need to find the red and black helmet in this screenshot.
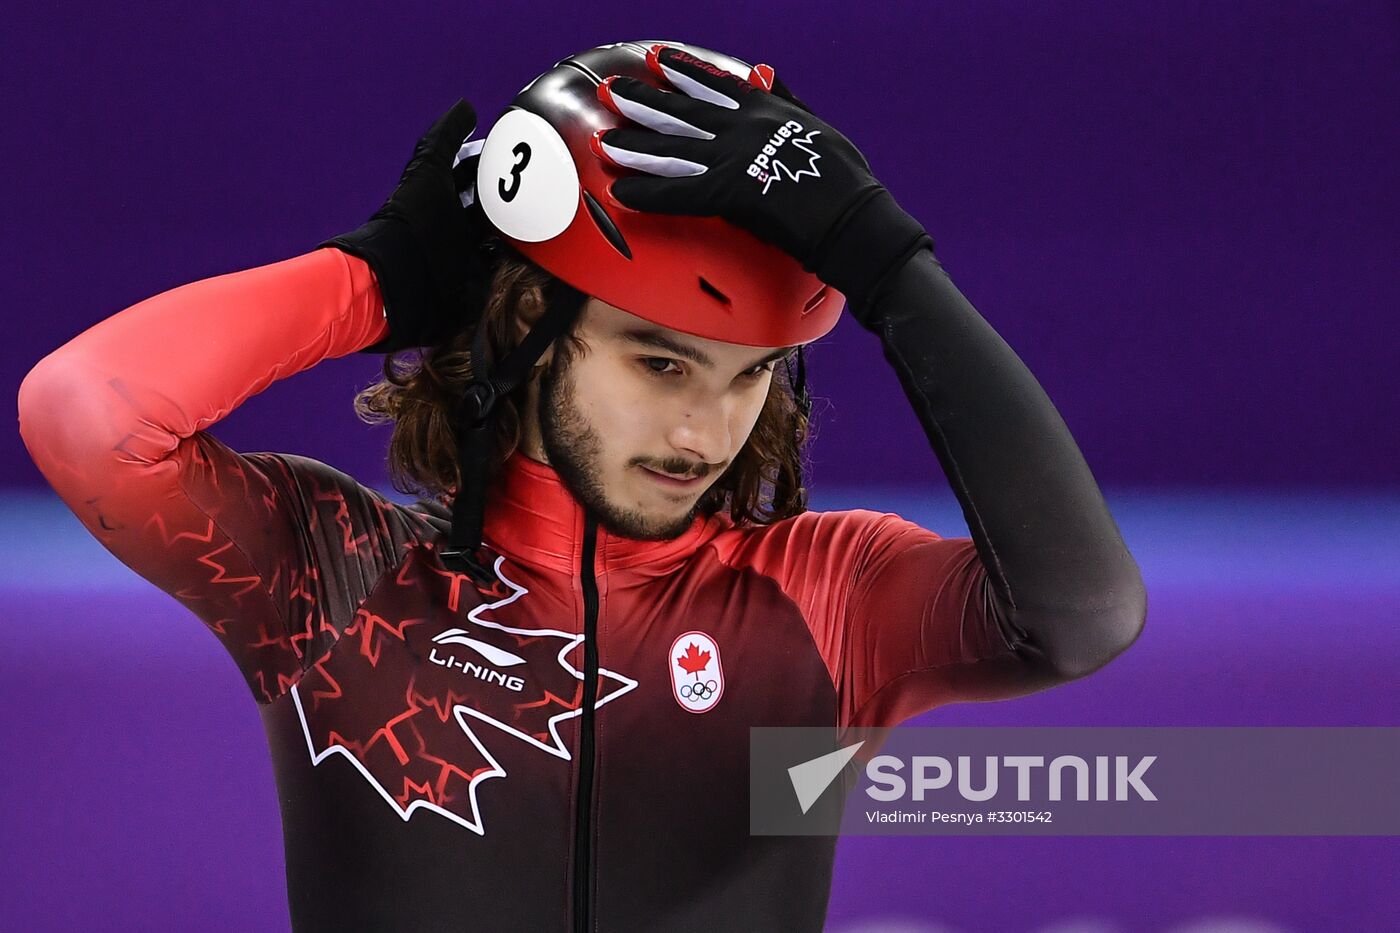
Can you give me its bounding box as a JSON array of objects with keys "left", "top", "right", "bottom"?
[{"left": 475, "top": 40, "right": 845, "bottom": 348}]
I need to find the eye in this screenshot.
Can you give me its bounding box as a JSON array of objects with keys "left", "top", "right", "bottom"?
[
  {"left": 641, "top": 357, "right": 682, "bottom": 377},
  {"left": 741, "top": 362, "right": 778, "bottom": 381}
]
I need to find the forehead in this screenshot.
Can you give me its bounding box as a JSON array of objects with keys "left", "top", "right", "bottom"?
[{"left": 580, "top": 298, "right": 787, "bottom": 362}]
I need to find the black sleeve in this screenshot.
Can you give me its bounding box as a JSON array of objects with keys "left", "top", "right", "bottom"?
[{"left": 849, "top": 244, "right": 1148, "bottom": 681}]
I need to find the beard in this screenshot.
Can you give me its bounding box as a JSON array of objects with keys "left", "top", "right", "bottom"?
[{"left": 537, "top": 351, "right": 707, "bottom": 542}]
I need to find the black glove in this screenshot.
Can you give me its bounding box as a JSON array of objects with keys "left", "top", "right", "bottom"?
[
  {"left": 597, "top": 45, "right": 931, "bottom": 316},
  {"left": 320, "top": 99, "right": 497, "bottom": 354}
]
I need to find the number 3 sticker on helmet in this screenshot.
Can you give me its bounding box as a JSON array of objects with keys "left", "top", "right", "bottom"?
[
  {"left": 498, "top": 142, "right": 531, "bottom": 203},
  {"left": 478, "top": 109, "right": 580, "bottom": 243}
]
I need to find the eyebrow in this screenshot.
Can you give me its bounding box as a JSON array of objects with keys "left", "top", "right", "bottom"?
[{"left": 620, "top": 328, "right": 795, "bottom": 371}]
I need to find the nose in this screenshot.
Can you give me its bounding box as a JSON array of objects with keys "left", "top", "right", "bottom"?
[{"left": 666, "top": 398, "right": 733, "bottom": 467}]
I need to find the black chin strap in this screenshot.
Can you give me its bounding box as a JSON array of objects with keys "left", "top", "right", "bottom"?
[{"left": 439, "top": 282, "right": 587, "bottom": 585}]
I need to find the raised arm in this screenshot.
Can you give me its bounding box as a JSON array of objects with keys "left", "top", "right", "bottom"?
[
  {"left": 18, "top": 99, "right": 496, "bottom": 705},
  {"left": 17, "top": 248, "right": 395, "bottom": 703},
  {"left": 833, "top": 247, "right": 1147, "bottom": 728}
]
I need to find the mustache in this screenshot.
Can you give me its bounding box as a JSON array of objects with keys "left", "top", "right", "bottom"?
[{"left": 640, "top": 458, "right": 717, "bottom": 480}]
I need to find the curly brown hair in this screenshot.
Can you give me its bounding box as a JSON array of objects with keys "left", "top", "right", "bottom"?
[{"left": 353, "top": 247, "right": 813, "bottom": 525}]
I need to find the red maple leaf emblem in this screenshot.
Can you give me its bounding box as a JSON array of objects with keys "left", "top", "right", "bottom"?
[{"left": 676, "top": 642, "right": 711, "bottom": 677}]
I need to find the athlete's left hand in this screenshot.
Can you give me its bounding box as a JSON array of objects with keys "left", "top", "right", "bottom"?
[{"left": 595, "top": 44, "right": 930, "bottom": 310}]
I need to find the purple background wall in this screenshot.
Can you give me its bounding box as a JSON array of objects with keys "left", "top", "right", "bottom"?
[
  {"left": 5, "top": 1, "right": 1396, "bottom": 490},
  {"left": 5, "top": 2, "right": 1398, "bottom": 932}
]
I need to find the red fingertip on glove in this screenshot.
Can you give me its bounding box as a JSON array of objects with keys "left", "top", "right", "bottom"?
[
  {"left": 645, "top": 44, "right": 670, "bottom": 82},
  {"left": 749, "top": 63, "right": 775, "bottom": 91},
  {"left": 597, "top": 76, "right": 623, "bottom": 115},
  {"left": 603, "top": 181, "right": 638, "bottom": 213},
  {"left": 589, "top": 129, "right": 618, "bottom": 166}
]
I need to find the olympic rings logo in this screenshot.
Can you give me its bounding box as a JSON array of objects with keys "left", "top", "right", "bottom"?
[{"left": 680, "top": 680, "right": 719, "bottom": 701}]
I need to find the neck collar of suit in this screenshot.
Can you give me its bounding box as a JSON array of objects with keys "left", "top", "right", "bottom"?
[{"left": 479, "top": 449, "right": 726, "bottom": 575}]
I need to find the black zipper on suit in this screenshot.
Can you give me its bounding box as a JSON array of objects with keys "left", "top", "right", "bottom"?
[{"left": 572, "top": 517, "right": 600, "bottom": 932}]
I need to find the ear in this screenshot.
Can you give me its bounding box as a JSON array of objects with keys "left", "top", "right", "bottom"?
[{"left": 512, "top": 315, "right": 558, "bottom": 373}]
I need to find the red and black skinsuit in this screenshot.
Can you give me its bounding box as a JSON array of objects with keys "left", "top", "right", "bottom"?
[{"left": 18, "top": 245, "right": 1145, "bottom": 932}]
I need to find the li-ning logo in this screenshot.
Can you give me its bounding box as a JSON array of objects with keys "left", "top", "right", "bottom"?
[
  {"left": 429, "top": 628, "right": 527, "bottom": 692},
  {"left": 746, "top": 119, "right": 823, "bottom": 195}
]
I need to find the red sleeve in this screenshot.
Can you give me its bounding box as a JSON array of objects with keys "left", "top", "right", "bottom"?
[
  {"left": 729, "top": 509, "right": 1056, "bottom": 731},
  {"left": 17, "top": 249, "right": 426, "bottom": 704},
  {"left": 836, "top": 511, "right": 1062, "bottom": 729}
]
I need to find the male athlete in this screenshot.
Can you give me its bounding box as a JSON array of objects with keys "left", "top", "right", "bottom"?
[{"left": 18, "top": 41, "right": 1145, "bottom": 932}]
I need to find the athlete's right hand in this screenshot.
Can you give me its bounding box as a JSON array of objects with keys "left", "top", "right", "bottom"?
[{"left": 320, "top": 99, "right": 497, "bottom": 354}]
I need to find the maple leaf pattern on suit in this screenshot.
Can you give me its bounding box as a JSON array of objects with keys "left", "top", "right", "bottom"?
[{"left": 291, "top": 550, "right": 637, "bottom": 834}]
